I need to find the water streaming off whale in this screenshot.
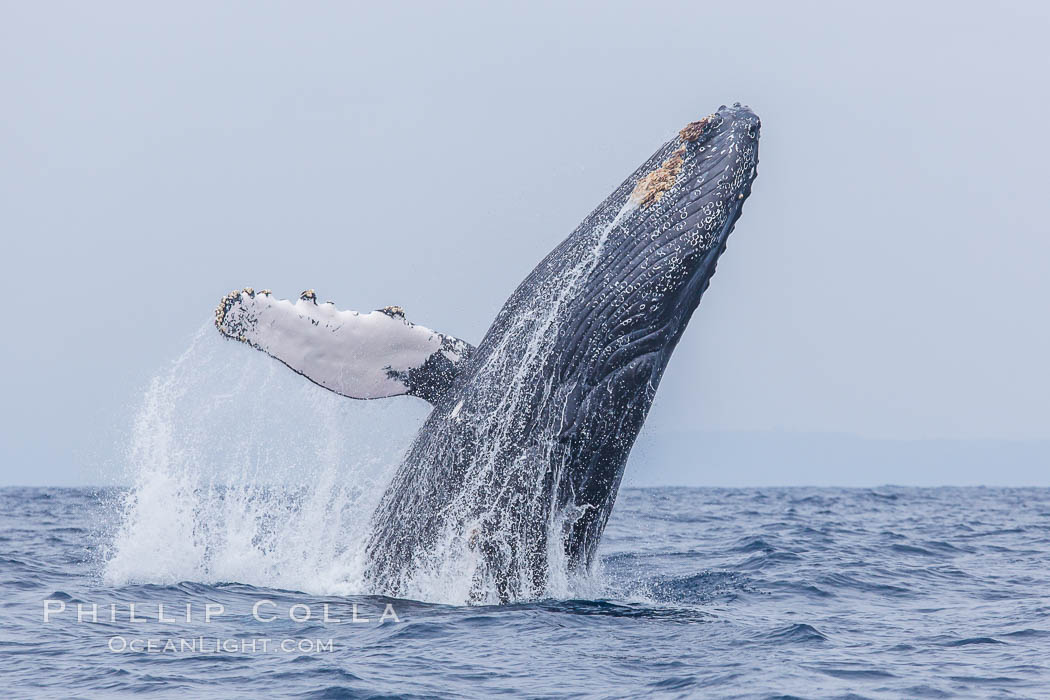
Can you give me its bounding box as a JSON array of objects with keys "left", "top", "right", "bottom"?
[{"left": 367, "top": 200, "right": 637, "bottom": 603}]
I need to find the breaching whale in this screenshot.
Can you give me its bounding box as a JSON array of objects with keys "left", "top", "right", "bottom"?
[{"left": 215, "top": 104, "right": 760, "bottom": 602}]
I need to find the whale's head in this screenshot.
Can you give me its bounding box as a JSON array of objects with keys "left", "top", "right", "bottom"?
[
  {"left": 557, "top": 103, "right": 761, "bottom": 392},
  {"left": 624, "top": 102, "right": 759, "bottom": 337}
]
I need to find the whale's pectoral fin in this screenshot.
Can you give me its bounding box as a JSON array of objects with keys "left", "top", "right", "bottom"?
[{"left": 215, "top": 288, "right": 474, "bottom": 403}]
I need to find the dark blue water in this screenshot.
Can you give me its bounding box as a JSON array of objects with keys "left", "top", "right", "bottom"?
[{"left": 2, "top": 486, "right": 1049, "bottom": 698}]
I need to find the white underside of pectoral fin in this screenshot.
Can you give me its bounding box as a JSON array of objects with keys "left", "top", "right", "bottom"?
[{"left": 215, "top": 288, "right": 472, "bottom": 401}]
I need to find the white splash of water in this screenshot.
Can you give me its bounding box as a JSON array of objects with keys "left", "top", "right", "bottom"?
[{"left": 103, "top": 324, "right": 426, "bottom": 595}]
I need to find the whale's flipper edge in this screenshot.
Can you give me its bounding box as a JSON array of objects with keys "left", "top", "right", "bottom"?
[{"left": 215, "top": 288, "right": 474, "bottom": 403}]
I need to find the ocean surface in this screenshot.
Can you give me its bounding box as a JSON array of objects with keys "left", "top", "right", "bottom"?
[{"left": 3, "top": 485, "right": 1049, "bottom": 698}]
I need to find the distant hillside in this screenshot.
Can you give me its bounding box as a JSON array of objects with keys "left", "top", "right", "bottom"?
[{"left": 627, "top": 430, "right": 1050, "bottom": 487}]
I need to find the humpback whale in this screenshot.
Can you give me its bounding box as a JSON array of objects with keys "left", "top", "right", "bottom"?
[{"left": 215, "top": 104, "right": 761, "bottom": 602}]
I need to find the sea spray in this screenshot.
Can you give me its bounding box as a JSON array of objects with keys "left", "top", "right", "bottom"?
[{"left": 103, "top": 324, "right": 424, "bottom": 595}]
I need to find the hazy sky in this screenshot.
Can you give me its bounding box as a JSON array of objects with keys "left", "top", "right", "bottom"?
[{"left": 2, "top": 1, "right": 1048, "bottom": 486}]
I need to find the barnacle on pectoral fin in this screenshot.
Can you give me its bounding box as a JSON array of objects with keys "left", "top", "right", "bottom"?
[
  {"left": 630, "top": 146, "right": 686, "bottom": 208},
  {"left": 215, "top": 289, "right": 243, "bottom": 332},
  {"left": 379, "top": 305, "right": 406, "bottom": 319}
]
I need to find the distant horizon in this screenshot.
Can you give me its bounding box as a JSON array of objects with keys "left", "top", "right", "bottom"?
[{"left": 6, "top": 429, "right": 1047, "bottom": 488}]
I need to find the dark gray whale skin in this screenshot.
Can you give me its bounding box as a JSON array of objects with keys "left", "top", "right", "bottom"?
[{"left": 366, "top": 104, "right": 761, "bottom": 601}]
